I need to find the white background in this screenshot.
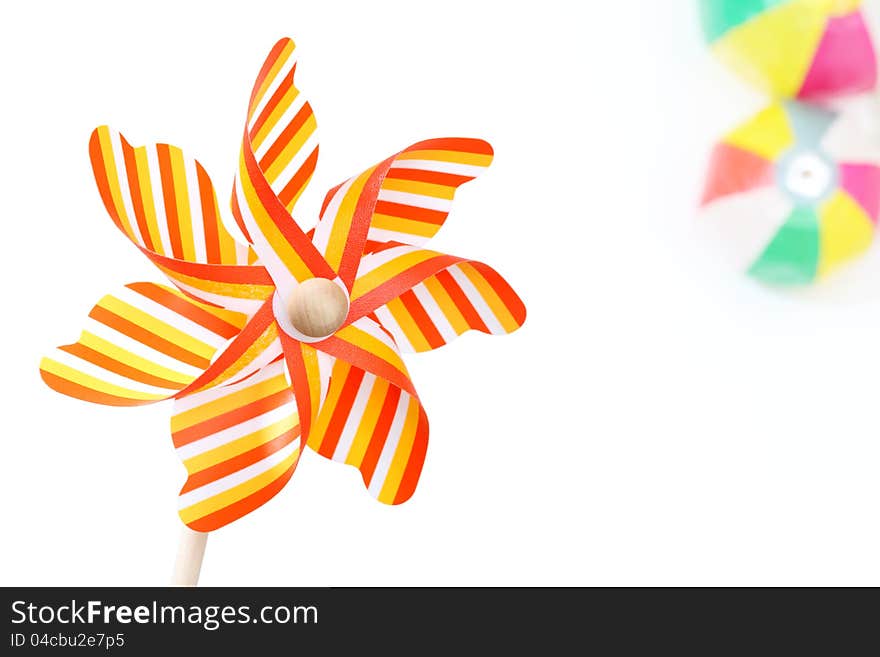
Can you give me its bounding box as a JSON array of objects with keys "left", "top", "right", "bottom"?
[{"left": 1, "top": 0, "right": 878, "bottom": 586}]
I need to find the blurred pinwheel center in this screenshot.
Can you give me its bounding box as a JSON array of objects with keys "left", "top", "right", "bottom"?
[
  {"left": 282, "top": 278, "right": 350, "bottom": 339},
  {"left": 701, "top": 99, "right": 880, "bottom": 288},
  {"left": 778, "top": 148, "right": 838, "bottom": 203}
]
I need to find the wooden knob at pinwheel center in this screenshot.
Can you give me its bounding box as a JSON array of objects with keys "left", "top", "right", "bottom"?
[{"left": 286, "top": 278, "right": 349, "bottom": 339}]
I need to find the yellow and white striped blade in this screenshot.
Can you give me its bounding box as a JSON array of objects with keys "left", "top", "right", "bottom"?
[
  {"left": 308, "top": 350, "right": 428, "bottom": 505},
  {"left": 172, "top": 358, "right": 301, "bottom": 531},
  {"left": 89, "top": 127, "right": 270, "bottom": 314},
  {"left": 314, "top": 138, "right": 495, "bottom": 262},
  {"left": 232, "top": 37, "right": 336, "bottom": 292},
  {"left": 369, "top": 138, "right": 494, "bottom": 245},
  {"left": 350, "top": 244, "right": 526, "bottom": 353},
  {"left": 90, "top": 126, "right": 257, "bottom": 265},
  {"left": 40, "top": 282, "right": 248, "bottom": 406},
  {"left": 280, "top": 337, "right": 335, "bottom": 443},
  {"left": 373, "top": 261, "right": 525, "bottom": 353},
  {"left": 241, "top": 37, "right": 318, "bottom": 213}
]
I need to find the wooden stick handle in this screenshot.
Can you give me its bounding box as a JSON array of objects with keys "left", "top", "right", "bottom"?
[{"left": 171, "top": 526, "right": 208, "bottom": 586}]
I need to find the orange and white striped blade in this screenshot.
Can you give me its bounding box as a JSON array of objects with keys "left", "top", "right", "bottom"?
[
  {"left": 89, "top": 126, "right": 271, "bottom": 314},
  {"left": 308, "top": 344, "right": 428, "bottom": 505},
  {"left": 143, "top": 249, "right": 274, "bottom": 316},
  {"left": 317, "top": 316, "right": 416, "bottom": 399},
  {"left": 347, "top": 244, "right": 526, "bottom": 348},
  {"left": 313, "top": 138, "right": 494, "bottom": 277},
  {"left": 40, "top": 283, "right": 247, "bottom": 406},
  {"left": 233, "top": 37, "right": 335, "bottom": 292},
  {"left": 172, "top": 358, "right": 301, "bottom": 531},
  {"left": 184, "top": 299, "right": 283, "bottom": 394},
  {"left": 309, "top": 154, "right": 395, "bottom": 288},
  {"left": 373, "top": 259, "right": 525, "bottom": 353},
  {"left": 348, "top": 244, "right": 462, "bottom": 320},
  {"left": 280, "top": 334, "right": 335, "bottom": 442}
]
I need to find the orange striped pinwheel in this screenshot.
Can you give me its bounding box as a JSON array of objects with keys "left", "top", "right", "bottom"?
[{"left": 40, "top": 37, "right": 525, "bottom": 533}]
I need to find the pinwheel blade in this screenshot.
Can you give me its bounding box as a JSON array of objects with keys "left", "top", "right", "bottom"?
[
  {"left": 40, "top": 283, "right": 247, "bottom": 406},
  {"left": 815, "top": 189, "right": 874, "bottom": 276},
  {"left": 374, "top": 261, "right": 525, "bottom": 353},
  {"left": 172, "top": 359, "right": 301, "bottom": 531},
  {"left": 244, "top": 38, "right": 318, "bottom": 213},
  {"left": 185, "top": 299, "right": 283, "bottom": 393},
  {"left": 347, "top": 244, "right": 525, "bottom": 352},
  {"left": 232, "top": 37, "right": 335, "bottom": 289},
  {"left": 318, "top": 316, "right": 416, "bottom": 396},
  {"left": 368, "top": 138, "right": 494, "bottom": 244},
  {"left": 89, "top": 127, "right": 272, "bottom": 314},
  {"left": 308, "top": 343, "right": 428, "bottom": 504},
  {"left": 312, "top": 138, "right": 494, "bottom": 286},
  {"left": 701, "top": 0, "right": 876, "bottom": 99},
  {"left": 280, "top": 337, "right": 335, "bottom": 441}
]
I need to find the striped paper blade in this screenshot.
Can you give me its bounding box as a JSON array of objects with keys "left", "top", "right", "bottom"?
[
  {"left": 308, "top": 334, "right": 428, "bottom": 504},
  {"left": 89, "top": 127, "right": 273, "bottom": 314},
  {"left": 311, "top": 137, "right": 494, "bottom": 286},
  {"left": 348, "top": 244, "right": 525, "bottom": 352},
  {"left": 172, "top": 358, "right": 301, "bottom": 531},
  {"left": 232, "top": 37, "right": 335, "bottom": 290},
  {"left": 40, "top": 283, "right": 247, "bottom": 406}
]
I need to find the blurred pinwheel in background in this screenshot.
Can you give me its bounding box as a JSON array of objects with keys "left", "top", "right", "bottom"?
[
  {"left": 699, "top": 0, "right": 877, "bottom": 100},
  {"left": 698, "top": 0, "right": 880, "bottom": 287},
  {"left": 701, "top": 101, "right": 880, "bottom": 285}
]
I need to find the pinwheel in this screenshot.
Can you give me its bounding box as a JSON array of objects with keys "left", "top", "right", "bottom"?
[
  {"left": 700, "top": 100, "right": 880, "bottom": 285},
  {"left": 39, "top": 37, "right": 526, "bottom": 584},
  {"left": 699, "top": 0, "right": 877, "bottom": 99}
]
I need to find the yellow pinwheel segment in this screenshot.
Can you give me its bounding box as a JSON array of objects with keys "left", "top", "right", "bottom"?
[
  {"left": 816, "top": 189, "right": 874, "bottom": 276},
  {"left": 713, "top": 0, "right": 828, "bottom": 98},
  {"left": 724, "top": 104, "right": 796, "bottom": 161},
  {"left": 702, "top": 0, "right": 877, "bottom": 100}
]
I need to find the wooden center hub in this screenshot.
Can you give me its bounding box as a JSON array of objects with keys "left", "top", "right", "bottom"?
[{"left": 286, "top": 278, "right": 349, "bottom": 339}]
